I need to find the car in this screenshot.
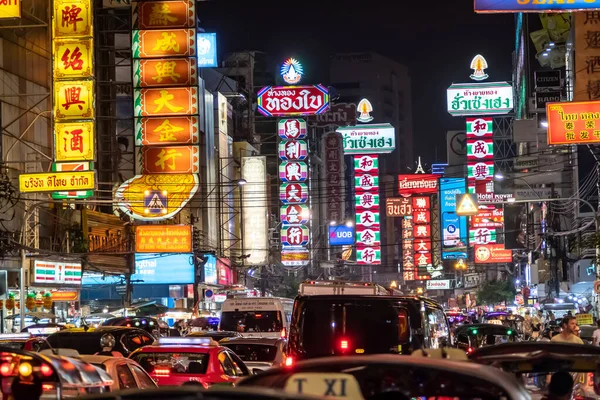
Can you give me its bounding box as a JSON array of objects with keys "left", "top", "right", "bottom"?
[
  {"left": 21, "top": 322, "right": 65, "bottom": 336},
  {"left": 129, "top": 337, "right": 250, "bottom": 387},
  {"left": 0, "top": 333, "right": 46, "bottom": 351},
  {"left": 42, "top": 326, "right": 156, "bottom": 356},
  {"left": 453, "top": 323, "right": 518, "bottom": 353},
  {"left": 470, "top": 342, "right": 600, "bottom": 399},
  {"left": 220, "top": 337, "right": 287, "bottom": 372},
  {"left": 78, "top": 354, "right": 158, "bottom": 391},
  {"left": 101, "top": 316, "right": 171, "bottom": 338},
  {"left": 238, "top": 354, "right": 530, "bottom": 399},
  {"left": 187, "top": 331, "right": 242, "bottom": 341}
]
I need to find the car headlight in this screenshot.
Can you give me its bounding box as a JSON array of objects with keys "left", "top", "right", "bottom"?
[{"left": 100, "top": 333, "right": 116, "bottom": 350}]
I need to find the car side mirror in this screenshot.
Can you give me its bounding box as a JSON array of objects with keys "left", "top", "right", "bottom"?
[{"left": 252, "top": 368, "right": 263, "bottom": 375}]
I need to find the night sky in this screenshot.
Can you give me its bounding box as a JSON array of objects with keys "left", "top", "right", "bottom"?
[{"left": 198, "top": 0, "right": 515, "bottom": 169}]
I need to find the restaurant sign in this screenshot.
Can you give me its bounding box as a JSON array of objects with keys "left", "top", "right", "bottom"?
[
  {"left": 337, "top": 123, "right": 395, "bottom": 155},
  {"left": 135, "top": 225, "right": 192, "bottom": 253},
  {"left": 447, "top": 82, "right": 513, "bottom": 116},
  {"left": 256, "top": 85, "right": 330, "bottom": 117}
]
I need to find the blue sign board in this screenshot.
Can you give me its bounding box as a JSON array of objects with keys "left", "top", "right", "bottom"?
[
  {"left": 475, "top": 0, "right": 600, "bottom": 12},
  {"left": 328, "top": 225, "right": 355, "bottom": 246},
  {"left": 133, "top": 253, "right": 194, "bottom": 285},
  {"left": 431, "top": 163, "right": 448, "bottom": 175},
  {"left": 440, "top": 178, "right": 468, "bottom": 260},
  {"left": 82, "top": 273, "right": 121, "bottom": 285},
  {"left": 203, "top": 254, "right": 217, "bottom": 285},
  {"left": 197, "top": 33, "right": 217, "bottom": 68}
]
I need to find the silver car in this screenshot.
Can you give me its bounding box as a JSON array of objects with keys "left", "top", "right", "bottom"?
[{"left": 220, "top": 337, "right": 287, "bottom": 373}]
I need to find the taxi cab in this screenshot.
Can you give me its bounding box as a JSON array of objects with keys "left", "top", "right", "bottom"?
[
  {"left": 129, "top": 337, "right": 250, "bottom": 387},
  {"left": 0, "top": 333, "right": 44, "bottom": 351}
]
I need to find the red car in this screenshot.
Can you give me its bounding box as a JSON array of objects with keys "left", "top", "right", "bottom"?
[{"left": 128, "top": 337, "right": 250, "bottom": 387}]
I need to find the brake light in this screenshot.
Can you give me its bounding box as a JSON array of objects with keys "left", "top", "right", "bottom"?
[
  {"left": 589, "top": 372, "right": 594, "bottom": 387},
  {"left": 154, "top": 368, "right": 170, "bottom": 376},
  {"left": 280, "top": 328, "right": 287, "bottom": 339},
  {"left": 339, "top": 339, "right": 349, "bottom": 351},
  {"left": 40, "top": 364, "right": 53, "bottom": 377},
  {"left": 42, "top": 383, "right": 55, "bottom": 392},
  {"left": 0, "top": 363, "right": 11, "bottom": 376},
  {"left": 284, "top": 356, "right": 293, "bottom": 367},
  {"left": 467, "top": 347, "right": 474, "bottom": 354}
]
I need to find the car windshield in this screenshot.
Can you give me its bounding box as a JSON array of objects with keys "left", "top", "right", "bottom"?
[
  {"left": 46, "top": 334, "right": 104, "bottom": 354},
  {"left": 297, "top": 298, "right": 410, "bottom": 358},
  {"left": 132, "top": 352, "right": 209, "bottom": 375},
  {"left": 222, "top": 344, "right": 277, "bottom": 362},
  {"left": 521, "top": 371, "right": 588, "bottom": 395},
  {"left": 220, "top": 311, "right": 283, "bottom": 333},
  {"left": 0, "top": 342, "right": 24, "bottom": 350}
]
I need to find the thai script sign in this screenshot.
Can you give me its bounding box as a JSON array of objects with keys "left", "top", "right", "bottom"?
[
  {"left": 547, "top": 100, "right": 600, "bottom": 145},
  {"left": 426, "top": 280, "right": 452, "bottom": 290},
  {"left": 398, "top": 174, "right": 438, "bottom": 196},
  {"left": 447, "top": 82, "right": 513, "bottom": 116},
  {"left": 51, "top": 161, "right": 94, "bottom": 200},
  {"left": 135, "top": 225, "right": 192, "bottom": 253},
  {"left": 474, "top": 244, "right": 512, "bottom": 264},
  {"left": 475, "top": 0, "right": 600, "bottom": 13},
  {"left": 309, "top": 103, "right": 356, "bottom": 127},
  {"left": 257, "top": 85, "right": 330, "bottom": 117},
  {"left": 19, "top": 171, "right": 96, "bottom": 193},
  {"left": 337, "top": 123, "right": 395, "bottom": 154},
  {"left": 386, "top": 197, "right": 412, "bottom": 217}
]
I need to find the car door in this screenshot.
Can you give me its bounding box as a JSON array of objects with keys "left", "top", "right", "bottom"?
[
  {"left": 217, "top": 351, "right": 238, "bottom": 384},
  {"left": 115, "top": 363, "right": 138, "bottom": 390},
  {"left": 128, "top": 362, "right": 157, "bottom": 389}
]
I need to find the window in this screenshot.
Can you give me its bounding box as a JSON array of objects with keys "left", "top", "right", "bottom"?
[
  {"left": 425, "top": 307, "right": 449, "bottom": 348},
  {"left": 122, "top": 333, "right": 154, "bottom": 354},
  {"left": 132, "top": 352, "right": 209, "bottom": 375},
  {"left": 130, "top": 365, "right": 156, "bottom": 389},
  {"left": 220, "top": 311, "right": 283, "bottom": 333},
  {"left": 116, "top": 364, "right": 137, "bottom": 390},
  {"left": 222, "top": 344, "right": 277, "bottom": 362},
  {"left": 227, "top": 352, "right": 249, "bottom": 376},
  {"left": 218, "top": 351, "right": 237, "bottom": 376}
]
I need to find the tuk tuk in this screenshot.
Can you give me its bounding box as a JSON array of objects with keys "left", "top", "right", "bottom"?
[
  {"left": 454, "top": 323, "right": 518, "bottom": 354},
  {"left": 0, "top": 347, "right": 112, "bottom": 399}
]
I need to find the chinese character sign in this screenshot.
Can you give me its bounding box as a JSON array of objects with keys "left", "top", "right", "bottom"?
[
  {"left": 132, "top": 29, "right": 197, "bottom": 58},
  {"left": 402, "top": 215, "right": 416, "bottom": 281},
  {"left": 0, "top": 0, "right": 21, "bottom": 18},
  {"left": 412, "top": 195, "right": 432, "bottom": 280},
  {"left": 466, "top": 118, "right": 494, "bottom": 194},
  {"left": 133, "top": 0, "right": 195, "bottom": 30},
  {"left": 278, "top": 118, "right": 307, "bottom": 139},
  {"left": 134, "top": 116, "right": 199, "bottom": 146},
  {"left": 54, "top": 0, "right": 93, "bottom": 38},
  {"left": 54, "top": 121, "right": 95, "bottom": 162},
  {"left": 141, "top": 145, "right": 200, "bottom": 174},
  {"left": 575, "top": 12, "right": 600, "bottom": 102},
  {"left": 54, "top": 39, "right": 94, "bottom": 79},
  {"left": 547, "top": 101, "right": 600, "bottom": 145},
  {"left": 133, "top": 58, "right": 198, "bottom": 88},
  {"left": 323, "top": 133, "right": 344, "bottom": 223},
  {"left": 355, "top": 155, "right": 381, "bottom": 265}
]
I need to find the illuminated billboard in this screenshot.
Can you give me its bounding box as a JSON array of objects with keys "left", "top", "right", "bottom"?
[{"left": 241, "top": 157, "right": 269, "bottom": 265}]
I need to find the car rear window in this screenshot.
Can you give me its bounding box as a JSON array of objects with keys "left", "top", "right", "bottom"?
[
  {"left": 47, "top": 334, "right": 102, "bottom": 354},
  {"left": 220, "top": 311, "right": 283, "bottom": 333},
  {"left": 297, "top": 298, "right": 411, "bottom": 358},
  {"left": 132, "top": 352, "right": 209, "bottom": 375},
  {"left": 221, "top": 344, "right": 277, "bottom": 362}
]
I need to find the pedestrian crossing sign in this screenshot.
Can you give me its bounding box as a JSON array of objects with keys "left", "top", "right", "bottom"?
[
  {"left": 456, "top": 193, "right": 479, "bottom": 216},
  {"left": 144, "top": 190, "right": 168, "bottom": 214}
]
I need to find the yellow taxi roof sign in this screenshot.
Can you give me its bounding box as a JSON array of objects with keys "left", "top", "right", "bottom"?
[
  {"left": 284, "top": 372, "right": 364, "bottom": 399},
  {"left": 456, "top": 193, "right": 479, "bottom": 216}
]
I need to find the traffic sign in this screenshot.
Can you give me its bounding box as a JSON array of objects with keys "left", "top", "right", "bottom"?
[
  {"left": 144, "top": 190, "right": 167, "bottom": 214},
  {"left": 205, "top": 289, "right": 213, "bottom": 298},
  {"left": 456, "top": 193, "right": 479, "bottom": 216}
]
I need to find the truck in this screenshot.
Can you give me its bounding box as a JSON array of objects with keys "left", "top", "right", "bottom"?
[{"left": 298, "top": 280, "right": 390, "bottom": 296}]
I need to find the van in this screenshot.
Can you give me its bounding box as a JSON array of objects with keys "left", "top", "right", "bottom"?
[
  {"left": 287, "top": 285, "right": 449, "bottom": 361},
  {"left": 219, "top": 297, "right": 294, "bottom": 338}
]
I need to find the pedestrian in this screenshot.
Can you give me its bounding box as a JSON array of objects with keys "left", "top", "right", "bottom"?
[
  {"left": 523, "top": 310, "right": 533, "bottom": 339},
  {"left": 551, "top": 316, "right": 584, "bottom": 344},
  {"left": 537, "top": 309, "right": 546, "bottom": 329},
  {"left": 592, "top": 320, "right": 600, "bottom": 345}
]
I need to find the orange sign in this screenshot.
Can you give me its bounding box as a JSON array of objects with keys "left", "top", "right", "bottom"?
[
  {"left": 474, "top": 244, "right": 512, "bottom": 264},
  {"left": 53, "top": 0, "right": 93, "bottom": 38},
  {"left": 133, "top": 0, "right": 195, "bottom": 30},
  {"left": 135, "top": 224, "right": 192, "bottom": 253},
  {"left": 133, "top": 58, "right": 197, "bottom": 88},
  {"left": 50, "top": 290, "right": 79, "bottom": 301},
  {"left": 141, "top": 145, "right": 200, "bottom": 174},
  {"left": 135, "top": 116, "right": 199, "bottom": 146},
  {"left": 53, "top": 39, "right": 93, "bottom": 79},
  {"left": 53, "top": 80, "right": 95, "bottom": 121},
  {"left": 132, "top": 29, "right": 196, "bottom": 58},
  {"left": 54, "top": 121, "right": 95, "bottom": 161},
  {"left": 547, "top": 101, "right": 600, "bottom": 145},
  {"left": 134, "top": 87, "right": 198, "bottom": 117}
]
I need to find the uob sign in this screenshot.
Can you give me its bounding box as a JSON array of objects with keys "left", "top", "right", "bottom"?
[{"left": 329, "top": 225, "right": 355, "bottom": 246}]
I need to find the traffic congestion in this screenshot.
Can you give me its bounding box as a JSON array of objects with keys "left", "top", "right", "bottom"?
[{"left": 0, "top": 281, "right": 598, "bottom": 399}]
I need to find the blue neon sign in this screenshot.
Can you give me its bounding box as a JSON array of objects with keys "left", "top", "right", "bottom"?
[
  {"left": 133, "top": 253, "right": 194, "bottom": 285},
  {"left": 440, "top": 178, "right": 468, "bottom": 260},
  {"left": 328, "top": 225, "right": 355, "bottom": 246},
  {"left": 197, "top": 33, "right": 217, "bottom": 68}
]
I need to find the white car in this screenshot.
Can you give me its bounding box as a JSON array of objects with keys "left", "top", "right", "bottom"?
[
  {"left": 79, "top": 355, "right": 157, "bottom": 391},
  {"left": 220, "top": 337, "right": 287, "bottom": 373}
]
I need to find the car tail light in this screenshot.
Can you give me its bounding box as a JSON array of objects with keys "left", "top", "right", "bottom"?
[
  {"left": 589, "top": 373, "right": 595, "bottom": 387},
  {"left": 467, "top": 347, "right": 474, "bottom": 354},
  {"left": 280, "top": 328, "right": 287, "bottom": 339},
  {"left": 0, "top": 363, "right": 11, "bottom": 376},
  {"left": 40, "top": 364, "right": 53, "bottom": 377},
  {"left": 284, "top": 356, "right": 293, "bottom": 367},
  {"left": 154, "top": 368, "right": 170, "bottom": 376},
  {"left": 339, "top": 339, "right": 349, "bottom": 351},
  {"left": 42, "top": 383, "right": 55, "bottom": 392}
]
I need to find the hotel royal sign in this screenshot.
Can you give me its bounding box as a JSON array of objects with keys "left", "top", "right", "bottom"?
[{"left": 19, "top": 0, "right": 97, "bottom": 196}]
